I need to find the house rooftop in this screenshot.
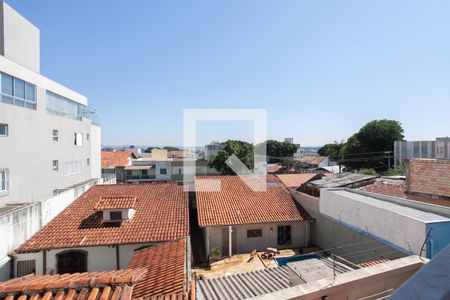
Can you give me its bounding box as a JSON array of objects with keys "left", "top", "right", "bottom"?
[
  {"left": 101, "top": 151, "right": 136, "bottom": 168},
  {"left": 0, "top": 268, "right": 147, "bottom": 300},
  {"left": 299, "top": 156, "right": 328, "bottom": 165},
  {"left": 331, "top": 189, "right": 450, "bottom": 223},
  {"left": 275, "top": 173, "right": 322, "bottom": 189},
  {"left": 195, "top": 175, "right": 311, "bottom": 227},
  {"left": 128, "top": 239, "right": 187, "bottom": 299},
  {"left": 15, "top": 184, "right": 189, "bottom": 252},
  {"left": 309, "top": 172, "right": 377, "bottom": 188}
]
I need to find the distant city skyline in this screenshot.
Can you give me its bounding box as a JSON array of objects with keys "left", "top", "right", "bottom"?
[{"left": 8, "top": 0, "right": 450, "bottom": 146}]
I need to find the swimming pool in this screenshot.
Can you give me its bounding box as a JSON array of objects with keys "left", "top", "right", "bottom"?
[{"left": 275, "top": 253, "right": 319, "bottom": 266}]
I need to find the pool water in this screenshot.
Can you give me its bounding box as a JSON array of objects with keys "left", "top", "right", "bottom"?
[{"left": 275, "top": 254, "right": 319, "bottom": 266}]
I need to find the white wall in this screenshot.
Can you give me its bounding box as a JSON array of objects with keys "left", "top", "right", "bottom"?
[
  {"left": 90, "top": 124, "right": 101, "bottom": 178},
  {"left": 320, "top": 189, "right": 426, "bottom": 255},
  {"left": 206, "top": 221, "right": 309, "bottom": 256},
  {"left": 14, "top": 243, "right": 152, "bottom": 276}
]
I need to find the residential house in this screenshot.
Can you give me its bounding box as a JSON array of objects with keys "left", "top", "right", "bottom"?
[
  {"left": 12, "top": 183, "right": 189, "bottom": 277},
  {"left": 394, "top": 137, "right": 450, "bottom": 167},
  {"left": 171, "top": 160, "right": 219, "bottom": 183},
  {"left": 299, "top": 156, "right": 329, "bottom": 169},
  {"left": 195, "top": 175, "right": 312, "bottom": 258},
  {"left": 0, "top": 238, "right": 190, "bottom": 299},
  {"left": 275, "top": 173, "right": 323, "bottom": 190},
  {"left": 320, "top": 188, "right": 450, "bottom": 258},
  {"left": 101, "top": 151, "right": 136, "bottom": 182}
]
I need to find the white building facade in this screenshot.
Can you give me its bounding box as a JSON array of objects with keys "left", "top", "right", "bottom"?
[
  {"left": 0, "top": 1, "right": 101, "bottom": 206},
  {"left": 394, "top": 137, "right": 450, "bottom": 167}
]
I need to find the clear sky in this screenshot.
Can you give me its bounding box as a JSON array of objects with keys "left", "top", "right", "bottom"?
[{"left": 8, "top": 0, "right": 450, "bottom": 146}]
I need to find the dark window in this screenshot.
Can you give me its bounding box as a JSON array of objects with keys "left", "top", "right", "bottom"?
[
  {"left": 0, "top": 124, "right": 8, "bottom": 136},
  {"left": 52, "top": 130, "right": 59, "bottom": 141},
  {"left": 17, "top": 260, "right": 36, "bottom": 277},
  {"left": 277, "top": 225, "right": 291, "bottom": 245},
  {"left": 57, "top": 250, "right": 87, "bottom": 274},
  {"left": 160, "top": 168, "right": 167, "bottom": 175},
  {"left": 142, "top": 170, "right": 148, "bottom": 176},
  {"left": 247, "top": 229, "right": 262, "bottom": 238},
  {"left": 110, "top": 211, "right": 122, "bottom": 220},
  {"left": 86, "top": 158, "right": 90, "bottom": 165}
]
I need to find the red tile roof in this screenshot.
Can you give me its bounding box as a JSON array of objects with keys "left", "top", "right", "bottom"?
[
  {"left": 359, "top": 259, "right": 390, "bottom": 268},
  {"left": 275, "top": 173, "right": 322, "bottom": 188},
  {"left": 299, "top": 156, "right": 328, "bottom": 166},
  {"left": 195, "top": 175, "right": 311, "bottom": 227},
  {"left": 128, "top": 239, "right": 187, "bottom": 299},
  {"left": 0, "top": 268, "right": 147, "bottom": 300},
  {"left": 95, "top": 196, "right": 137, "bottom": 210},
  {"left": 267, "top": 164, "right": 283, "bottom": 174},
  {"left": 102, "top": 151, "right": 136, "bottom": 168},
  {"left": 16, "top": 184, "right": 189, "bottom": 253}
]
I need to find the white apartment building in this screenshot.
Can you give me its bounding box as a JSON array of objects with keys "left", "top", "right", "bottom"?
[
  {"left": 0, "top": 1, "right": 101, "bottom": 279},
  {"left": 204, "top": 141, "right": 222, "bottom": 161},
  {"left": 394, "top": 137, "right": 450, "bottom": 167}
]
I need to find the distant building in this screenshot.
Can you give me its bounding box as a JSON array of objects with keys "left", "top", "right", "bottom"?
[
  {"left": 101, "top": 151, "right": 136, "bottom": 182},
  {"left": 284, "top": 137, "right": 294, "bottom": 144},
  {"left": 394, "top": 137, "right": 450, "bottom": 167},
  {"left": 299, "top": 155, "right": 329, "bottom": 169},
  {"left": 204, "top": 141, "right": 222, "bottom": 161},
  {"left": 284, "top": 137, "right": 303, "bottom": 160},
  {"left": 195, "top": 175, "right": 311, "bottom": 258}
]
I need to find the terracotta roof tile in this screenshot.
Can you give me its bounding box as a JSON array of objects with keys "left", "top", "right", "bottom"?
[
  {"left": 195, "top": 175, "right": 311, "bottom": 227},
  {"left": 128, "top": 239, "right": 187, "bottom": 299},
  {"left": 299, "top": 156, "right": 328, "bottom": 166},
  {"left": 95, "top": 197, "right": 137, "bottom": 210},
  {"left": 16, "top": 184, "right": 189, "bottom": 253},
  {"left": 0, "top": 268, "right": 147, "bottom": 300},
  {"left": 102, "top": 152, "right": 136, "bottom": 168},
  {"left": 275, "top": 173, "right": 322, "bottom": 188}
]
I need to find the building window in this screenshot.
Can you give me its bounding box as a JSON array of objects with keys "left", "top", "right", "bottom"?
[
  {"left": 160, "top": 168, "right": 167, "bottom": 175},
  {"left": 277, "top": 225, "right": 291, "bottom": 245},
  {"left": 86, "top": 158, "right": 90, "bottom": 165},
  {"left": 46, "top": 91, "right": 97, "bottom": 121},
  {"left": 1, "top": 72, "right": 36, "bottom": 109},
  {"left": 64, "top": 160, "right": 82, "bottom": 176},
  {"left": 57, "top": 250, "right": 87, "bottom": 274},
  {"left": 0, "top": 124, "right": 8, "bottom": 136},
  {"left": 52, "top": 129, "right": 59, "bottom": 141},
  {"left": 178, "top": 168, "right": 182, "bottom": 175},
  {"left": 0, "top": 169, "right": 9, "bottom": 193},
  {"left": 142, "top": 169, "right": 148, "bottom": 176},
  {"left": 86, "top": 133, "right": 89, "bottom": 141},
  {"left": 52, "top": 160, "right": 59, "bottom": 172},
  {"left": 74, "top": 133, "right": 83, "bottom": 146},
  {"left": 110, "top": 211, "right": 123, "bottom": 221},
  {"left": 247, "top": 229, "right": 263, "bottom": 238},
  {"left": 17, "top": 260, "right": 36, "bottom": 277}
]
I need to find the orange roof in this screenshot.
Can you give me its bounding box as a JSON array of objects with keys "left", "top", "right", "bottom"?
[
  {"left": 195, "top": 175, "right": 311, "bottom": 227},
  {"left": 275, "top": 173, "right": 322, "bottom": 188},
  {"left": 0, "top": 268, "right": 147, "bottom": 300},
  {"left": 102, "top": 151, "right": 136, "bottom": 168},
  {"left": 128, "top": 239, "right": 187, "bottom": 299},
  {"left": 16, "top": 184, "right": 189, "bottom": 253},
  {"left": 299, "top": 156, "right": 328, "bottom": 166},
  {"left": 95, "top": 196, "right": 137, "bottom": 210}
]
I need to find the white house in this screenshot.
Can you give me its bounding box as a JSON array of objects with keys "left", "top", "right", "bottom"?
[
  {"left": 12, "top": 183, "right": 189, "bottom": 277},
  {"left": 195, "top": 175, "right": 312, "bottom": 258}
]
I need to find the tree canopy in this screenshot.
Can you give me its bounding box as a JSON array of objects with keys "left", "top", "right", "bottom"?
[
  {"left": 208, "top": 140, "right": 254, "bottom": 175},
  {"left": 317, "top": 141, "right": 345, "bottom": 160},
  {"left": 262, "top": 140, "right": 298, "bottom": 163}
]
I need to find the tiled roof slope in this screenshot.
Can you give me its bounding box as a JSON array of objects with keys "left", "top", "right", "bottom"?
[
  {"left": 0, "top": 268, "right": 147, "bottom": 300},
  {"left": 275, "top": 173, "right": 322, "bottom": 188},
  {"left": 16, "top": 184, "right": 189, "bottom": 253},
  {"left": 195, "top": 175, "right": 311, "bottom": 227},
  {"left": 96, "top": 196, "right": 137, "bottom": 210},
  {"left": 299, "top": 156, "right": 328, "bottom": 165},
  {"left": 128, "top": 239, "right": 187, "bottom": 299},
  {"left": 102, "top": 151, "right": 136, "bottom": 168}
]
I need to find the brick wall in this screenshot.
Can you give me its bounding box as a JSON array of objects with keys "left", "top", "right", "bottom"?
[{"left": 407, "top": 159, "right": 450, "bottom": 198}]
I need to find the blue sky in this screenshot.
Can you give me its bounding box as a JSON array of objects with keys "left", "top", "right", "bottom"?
[{"left": 9, "top": 0, "right": 450, "bottom": 146}]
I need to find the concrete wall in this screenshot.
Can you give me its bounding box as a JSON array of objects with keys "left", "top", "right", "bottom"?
[
  {"left": 14, "top": 243, "right": 151, "bottom": 276},
  {"left": 319, "top": 189, "right": 426, "bottom": 256},
  {"left": 205, "top": 221, "right": 309, "bottom": 256},
  {"left": 407, "top": 159, "right": 450, "bottom": 198},
  {"left": 0, "top": 54, "right": 99, "bottom": 206},
  {"left": 290, "top": 190, "right": 406, "bottom": 263},
  {"left": 0, "top": 2, "right": 40, "bottom": 73}
]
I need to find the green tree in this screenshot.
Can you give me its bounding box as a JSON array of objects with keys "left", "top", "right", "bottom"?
[
  {"left": 279, "top": 157, "right": 303, "bottom": 173},
  {"left": 163, "top": 146, "right": 180, "bottom": 152},
  {"left": 317, "top": 141, "right": 345, "bottom": 160},
  {"left": 262, "top": 140, "right": 298, "bottom": 163},
  {"left": 208, "top": 140, "right": 254, "bottom": 175},
  {"left": 342, "top": 119, "right": 404, "bottom": 170},
  {"left": 144, "top": 147, "right": 160, "bottom": 153}
]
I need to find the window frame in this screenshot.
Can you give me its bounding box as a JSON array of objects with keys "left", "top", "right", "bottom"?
[
  {"left": 52, "top": 129, "right": 59, "bottom": 142},
  {"left": 0, "top": 169, "right": 9, "bottom": 194},
  {"left": 74, "top": 132, "right": 83, "bottom": 146},
  {"left": 247, "top": 229, "right": 263, "bottom": 238},
  {"left": 110, "top": 211, "right": 123, "bottom": 221},
  {"left": 52, "top": 160, "right": 59, "bottom": 172},
  {"left": 1, "top": 72, "right": 36, "bottom": 110},
  {"left": 277, "top": 225, "right": 292, "bottom": 245},
  {"left": 0, "top": 123, "right": 8, "bottom": 137},
  {"left": 160, "top": 168, "right": 167, "bottom": 175}
]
